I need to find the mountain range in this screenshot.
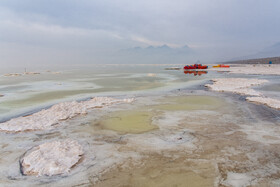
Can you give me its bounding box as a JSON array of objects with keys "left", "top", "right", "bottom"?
[
  {"left": 124, "top": 44, "right": 193, "bottom": 55},
  {"left": 116, "top": 44, "right": 197, "bottom": 63}
]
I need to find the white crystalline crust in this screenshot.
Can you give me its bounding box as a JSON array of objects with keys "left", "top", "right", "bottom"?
[
  {"left": 0, "top": 97, "right": 134, "bottom": 133},
  {"left": 222, "top": 172, "right": 254, "bottom": 187},
  {"left": 205, "top": 78, "right": 268, "bottom": 96},
  {"left": 20, "top": 139, "right": 84, "bottom": 176},
  {"left": 246, "top": 97, "right": 280, "bottom": 109},
  {"left": 206, "top": 78, "right": 280, "bottom": 110}
]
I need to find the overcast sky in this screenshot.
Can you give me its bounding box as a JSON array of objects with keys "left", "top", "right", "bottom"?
[{"left": 0, "top": 0, "right": 280, "bottom": 66}]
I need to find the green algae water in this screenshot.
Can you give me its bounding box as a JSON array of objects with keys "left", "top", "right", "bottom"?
[
  {"left": 98, "top": 110, "right": 158, "bottom": 134},
  {"left": 96, "top": 95, "right": 226, "bottom": 135}
]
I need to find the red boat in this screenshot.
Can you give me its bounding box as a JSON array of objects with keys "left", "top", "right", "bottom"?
[{"left": 184, "top": 64, "right": 208, "bottom": 70}]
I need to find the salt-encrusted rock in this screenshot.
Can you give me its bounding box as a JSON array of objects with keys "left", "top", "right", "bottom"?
[
  {"left": 0, "top": 97, "right": 134, "bottom": 133},
  {"left": 20, "top": 139, "right": 84, "bottom": 176},
  {"left": 246, "top": 97, "right": 280, "bottom": 109},
  {"left": 205, "top": 78, "right": 268, "bottom": 96}
]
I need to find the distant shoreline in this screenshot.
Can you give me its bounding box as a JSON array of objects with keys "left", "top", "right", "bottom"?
[{"left": 224, "top": 56, "right": 280, "bottom": 64}]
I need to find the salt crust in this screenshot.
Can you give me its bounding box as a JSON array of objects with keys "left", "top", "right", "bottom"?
[
  {"left": 20, "top": 139, "right": 83, "bottom": 176},
  {"left": 206, "top": 78, "right": 280, "bottom": 110},
  {"left": 205, "top": 78, "right": 268, "bottom": 96},
  {"left": 222, "top": 172, "right": 254, "bottom": 187},
  {"left": 0, "top": 97, "right": 134, "bottom": 133},
  {"left": 246, "top": 97, "right": 280, "bottom": 110}
]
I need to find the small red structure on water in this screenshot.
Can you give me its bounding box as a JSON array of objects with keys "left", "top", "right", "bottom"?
[{"left": 184, "top": 64, "right": 208, "bottom": 70}]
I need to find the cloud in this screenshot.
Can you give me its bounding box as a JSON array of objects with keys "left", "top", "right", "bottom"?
[{"left": 1, "top": 0, "right": 280, "bottom": 65}]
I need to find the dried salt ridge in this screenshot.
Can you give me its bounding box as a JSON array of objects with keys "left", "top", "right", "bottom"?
[
  {"left": 0, "top": 97, "right": 134, "bottom": 133},
  {"left": 205, "top": 78, "right": 268, "bottom": 96},
  {"left": 206, "top": 78, "right": 280, "bottom": 110},
  {"left": 246, "top": 97, "right": 280, "bottom": 110},
  {"left": 20, "top": 139, "right": 84, "bottom": 176}
]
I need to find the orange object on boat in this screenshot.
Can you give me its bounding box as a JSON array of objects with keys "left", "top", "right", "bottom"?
[
  {"left": 212, "top": 64, "right": 230, "bottom": 68},
  {"left": 220, "top": 64, "right": 230, "bottom": 68}
]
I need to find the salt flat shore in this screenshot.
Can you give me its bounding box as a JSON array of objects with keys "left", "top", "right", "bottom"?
[
  {"left": 0, "top": 64, "right": 280, "bottom": 186},
  {"left": 210, "top": 64, "right": 280, "bottom": 75},
  {"left": 205, "top": 78, "right": 268, "bottom": 96},
  {"left": 206, "top": 64, "right": 280, "bottom": 110},
  {"left": 206, "top": 78, "right": 280, "bottom": 110}
]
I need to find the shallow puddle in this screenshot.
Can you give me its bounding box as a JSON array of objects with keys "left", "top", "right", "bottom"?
[
  {"left": 153, "top": 95, "right": 226, "bottom": 111},
  {"left": 97, "top": 110, "right": 158, "bottom": 134}
]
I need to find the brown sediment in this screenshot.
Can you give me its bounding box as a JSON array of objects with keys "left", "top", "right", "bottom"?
[{"left": 93, "top": 154, "right": 216, "bottom": 187}]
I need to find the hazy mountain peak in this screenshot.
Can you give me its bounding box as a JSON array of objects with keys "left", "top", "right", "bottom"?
[
  {"left": 159, "top": 44, "right": 170, "bottom": 49},
  {"left": 182, "top": 45, "right": 190, "bottom": 49}
]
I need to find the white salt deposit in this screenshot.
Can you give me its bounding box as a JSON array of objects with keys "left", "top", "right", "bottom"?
[
  {"left": 222, "top": 172, "right": 254, "bottom": 187},
  {"left": 20, "top": 139, "right": 84, "bottom": 176},
  {"left": 0, "top": 97, "right": 134, "bottom": 133},
  {"left": 240, "top": 123, "right": 280, "bottom": 145},
  {"left": 246, "top": 97, "right": 280, "bottom": 109},
  {"left": 205, "top": 78, "right": 268, "bottom": 96}
]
